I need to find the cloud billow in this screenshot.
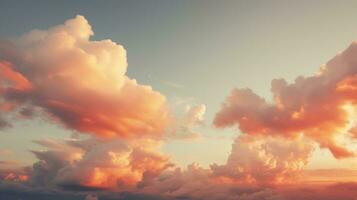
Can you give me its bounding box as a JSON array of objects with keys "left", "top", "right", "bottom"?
[
  {"left": 214, "top": 42, "right": 357, "bottom": 158},
  {"left": 0, "top": 15, "right": 169, "bottom": 139}
]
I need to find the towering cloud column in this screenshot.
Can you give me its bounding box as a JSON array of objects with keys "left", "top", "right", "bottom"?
[{"left": 0, "top": 15, "right": 172, "bottom": 190}]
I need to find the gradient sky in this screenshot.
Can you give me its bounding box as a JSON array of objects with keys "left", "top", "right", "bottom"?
[{"left": 2, "top": 0, "right": 357, "bottom": 172}]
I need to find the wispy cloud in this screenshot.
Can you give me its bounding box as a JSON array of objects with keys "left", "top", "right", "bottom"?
[{"left": 162, "top": 81, "right": 184, "bottom": 89}]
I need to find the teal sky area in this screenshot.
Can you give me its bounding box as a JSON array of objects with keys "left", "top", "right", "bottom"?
[{"left": 2, "top": 0, "right": 357, "bottom": 168}]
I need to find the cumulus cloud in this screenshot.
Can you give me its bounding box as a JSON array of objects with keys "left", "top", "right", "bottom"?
[
  {"left": 24, "top": 137, "right": 171, "bottom": 190},
  {"left": 214, "top": 41, "right": 357, "bottom": 158},
  {"left": 134, "top": 134, "right": 313, "bottom": 199},
  {"left": 140, "top": 163, "right": 283, "bottom": 200},
  {"left": 168, "top": 104, "right": 206, "bottom": 140},
  {"left": 0, "top": 15, "right": 183, "bottom": 197},
  {"left": 0, "top": 15, "right": 169, "bottom": 138},
  {"left": 211, "top": 135, "right": 314, "bottom": 185}
]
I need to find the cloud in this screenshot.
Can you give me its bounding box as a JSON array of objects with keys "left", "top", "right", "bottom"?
[
  {"left": 211, "top": 135, "right": 314, "bottom": 185},
  {"left": 23, "top": 137, "right": 171, "bottom": 190},
  {"left": 140, "top": 163, "right": 283, "bottom": 200},
  {"left": 184, "top": 104, "right": 206, "bottom": 127},
  {"left": 168, "top": 104, "right": 206, "bottom": 140},
  {"left": 135, "top": 135, "right": 313, "bottom": 199},
  {"left": 0, "top": 167, "right": 29, "bottom": 182},
  {"left": 3, "top": 179, "right": 357, "bottom": 200},
  {"left": 162, "top": 81, "right": 184, "bottom": 89},
  {"left": 0, "top": 15, "right": 169, "bottom": 139},
  {"left": 301, "top": 168, "right": 357, "bottom": 183},
  {"left": 0, "top": 134, "right": 310, "bottom": 200},
  {"left": 214, "top": 41, "right": 357, "bottom": 159},
  {"left": 278, "top": 182, "right": 357, "bottom": 200}
]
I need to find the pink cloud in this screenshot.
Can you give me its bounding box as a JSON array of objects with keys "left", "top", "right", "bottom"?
[
  {"left": 214, "top": 41, "right": 357, "bottom": 158},
  {"left": 0, "top": 15, "right": 169, "bottom": 139}
]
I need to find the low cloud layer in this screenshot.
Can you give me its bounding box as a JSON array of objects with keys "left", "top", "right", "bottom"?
[{"left": 28, "top": 137, "right": 171, "bottom": 191}]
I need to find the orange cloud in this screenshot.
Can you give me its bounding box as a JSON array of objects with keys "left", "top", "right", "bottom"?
[
  {"left": 140, "top": 163, "right": 285, "bottom": 200},
  {"left": 214, "top": 41, "right": 357, "bottom": 158},
  {"left": 0, "top": 15, "right": 169, "bottom": 138},
  {"left": 25, "top": 137, "right": 171, "bottom": 190},
  {"left": 0, "top": 167, "right": 29, "bottom": 183},
  {"left": 277, "top": 182, "right": 357, "bottom": 200},
  {"left": 0, "top": 61, "right": 32, "bottom": 91},
  {"left": 301, "top": 168, "right": 357, "bottom": 183},
  {"left": 211, "top": 135, "right": 314, "bottom": 185}
]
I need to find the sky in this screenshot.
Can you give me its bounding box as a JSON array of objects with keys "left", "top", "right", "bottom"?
[{"left": 2, "top": 1, "right": 357, "bottom": 200}]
